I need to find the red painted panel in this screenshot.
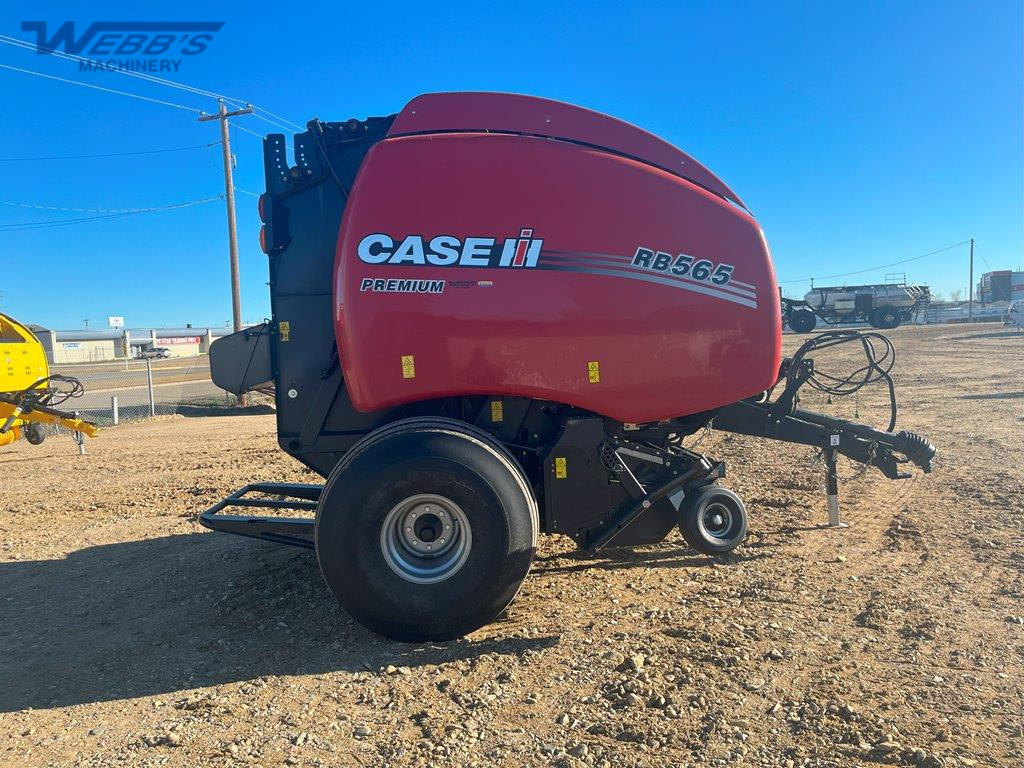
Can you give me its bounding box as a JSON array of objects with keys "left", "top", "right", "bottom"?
[
  {"left": 389, "top": 92, "right": 746, "bottom": 210},
  {"left": 335, "top": 132, "right": 780, "bottom": 423}
]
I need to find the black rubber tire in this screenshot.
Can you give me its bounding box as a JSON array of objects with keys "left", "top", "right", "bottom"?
[
  {"left": 788, "top": 308, "right": 817, "bottom": 334},
  {"left": 678, "top": 485, "right": 748, "bottom": 555},
  {"left": 315, "top": 418, "right": 538, "bottom": 641},
  {"left": 23, "top": 423, "right": 46, "bottom": 445},
  {"left": 877, "top": 306, "right": 900, "bottom": 329}
]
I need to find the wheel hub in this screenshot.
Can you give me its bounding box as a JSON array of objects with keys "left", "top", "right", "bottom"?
[
  {"left": 381, "top": 494, "right": 472, "bottom": 584},
  {"left": 700, "top": 501, "right": 735, "bottom": 540}
]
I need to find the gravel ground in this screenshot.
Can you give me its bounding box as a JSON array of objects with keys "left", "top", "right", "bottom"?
[{"left": 1, "top": 323, "right": 1021, "bottom": 768}]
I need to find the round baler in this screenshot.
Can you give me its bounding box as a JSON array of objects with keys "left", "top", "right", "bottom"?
[{"left": 203, "top": 93, "right": 935, "bottom": 641}]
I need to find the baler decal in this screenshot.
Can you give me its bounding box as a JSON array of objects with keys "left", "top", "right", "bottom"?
[
  {"left": 360, "top": 277, "right": 446, "bottom": 294},
  {"left": 357, "top": 231, "right": 543, "bottom": 268},
  {"left": 538, "top": 252, "right": 758, "bottom": 309},
  {"left": 355, "top": 233, "right": 757, "bottom": 308},
  {"left": 536, "top": 263, "right": 757, "bottom": 309}
]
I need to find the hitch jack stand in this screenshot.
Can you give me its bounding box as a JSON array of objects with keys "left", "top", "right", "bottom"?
[{"left": 824, "top": 446, "right": 847, "bottom": 528}]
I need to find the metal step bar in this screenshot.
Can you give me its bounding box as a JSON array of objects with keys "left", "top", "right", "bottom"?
[{"left": 198, "top": 482, "right": 321, "bottom": 549}]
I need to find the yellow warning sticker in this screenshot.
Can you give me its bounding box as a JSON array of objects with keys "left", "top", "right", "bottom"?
[
  {"left": 278, "top": 321, "right": 290, "bottom": 342},
  {"left": 490, "top": 400, "right": 504, "bottom": 422},
  {"left": 401, "top": 355, "right": 416, "bottom": 379},
  {"left": 587, "top": 360, "right": 600, "bottom": 383},
  {"left": 555, "top": 457, "right": 567, "bottom": 479}
]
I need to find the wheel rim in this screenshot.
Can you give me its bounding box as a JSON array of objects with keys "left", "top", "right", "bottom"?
[
  {"left": 380, "top": 493, "right": 472, "bottom": 584},
  {"left": 698, "top": 501, "right": 739, "bottom": 545}
]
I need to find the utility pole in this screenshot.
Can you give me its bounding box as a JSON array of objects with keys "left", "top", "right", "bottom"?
[
  {"left": 968, "top": 238, "right": 974, "bottom": 322},
  {"left": 199, "top": 99, "right": 253, "bottom": 333}
]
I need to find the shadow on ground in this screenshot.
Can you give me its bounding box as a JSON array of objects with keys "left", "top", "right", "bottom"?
[
  {"left": 960, "top": 391, "right": 1024, "bottom": 401},
  {"left": 0, "top": 531, "right": 557, "bottom": 712},
  {"left": 945, "top": 330, "right": 1021, "bottom": 341},
  {"left": 175, "top": 402, "right": 276, "bottom": 417},
  {"left": 533, "top": 544, "right": 769, "bottom": 577}
]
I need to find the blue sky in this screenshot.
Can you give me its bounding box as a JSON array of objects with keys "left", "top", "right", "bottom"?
[{"left": 1, "top": 1, "right": 1021, "bottom": 329}]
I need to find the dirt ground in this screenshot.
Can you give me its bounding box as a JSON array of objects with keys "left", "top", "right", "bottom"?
[{"left": 2, "top": 324, "right": 1022, "bottom": 768}]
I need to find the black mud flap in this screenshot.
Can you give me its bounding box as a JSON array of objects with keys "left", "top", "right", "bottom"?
[{"left": 210, "top": 323, "right": 272, "bottom": 396}]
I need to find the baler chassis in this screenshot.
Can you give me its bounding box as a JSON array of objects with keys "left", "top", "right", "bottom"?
[{"left": 202, "top": 332, "right": 935, "bottom": 561}]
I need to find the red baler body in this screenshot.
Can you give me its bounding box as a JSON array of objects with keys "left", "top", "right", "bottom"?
[{"left": 334, "top": 93, "right": 781, "bottom": 423}]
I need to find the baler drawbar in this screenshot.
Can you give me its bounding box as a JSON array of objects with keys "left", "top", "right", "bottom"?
[{"left": 201, "top": 92, "right": 935, "bottom": 641}]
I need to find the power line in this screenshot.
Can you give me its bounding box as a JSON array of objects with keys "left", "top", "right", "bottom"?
[
  {"left": 0, "top": 196, "right": 222, "bottom": 231},
  {"left": 253, "top": 107, "right": 304, "bottom": 132},
  {"left": 0, "top": 34, "right": 247, "bottom": 107},
  {"left": 0, "top": 62, "right": 201, "bottom": 111},
  {"left": 232, "top": 122, "right": 274, "bottom": 142},
  {"left": 973, "top": 242, "right": 991, "bottom": 269},
  {"left": 248, "top": 111, "right": 298, "bottom": 134},
  {"left": 0, "top": 34, "right": 302, "bottom": 134},
  {"left": 231, "top": 120, "right": 294, "bottom": 157},
  {"left": 0, "top": 144, "right": 213, "bottom": 162},
  {"left": 0, "top": 197, "right": 223, "bottom": 214},
  {"left": 778, "top": 241, "right": 970, "bottom": 284}
]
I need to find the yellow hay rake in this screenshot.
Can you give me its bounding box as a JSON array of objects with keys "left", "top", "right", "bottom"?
[{"left": 0, "top": 313, "right": 98, "bottom": 448}]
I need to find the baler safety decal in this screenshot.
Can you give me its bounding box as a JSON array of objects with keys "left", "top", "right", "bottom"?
[{"left": 401, "top": 355, "right": 416, "bottom": 379}]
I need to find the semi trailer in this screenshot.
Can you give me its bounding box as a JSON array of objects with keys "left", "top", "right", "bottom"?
[{"left": 202, "top": 92, "right": 935, "bottom": 641}]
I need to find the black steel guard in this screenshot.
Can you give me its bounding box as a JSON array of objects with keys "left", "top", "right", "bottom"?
[{"left": 198, "top": 482, "right": 321, "bottom": 549}]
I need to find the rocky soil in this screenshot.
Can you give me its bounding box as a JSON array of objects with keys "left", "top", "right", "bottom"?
[{"left": 1, "top": 323, "right": 1022, "bottom": 767}]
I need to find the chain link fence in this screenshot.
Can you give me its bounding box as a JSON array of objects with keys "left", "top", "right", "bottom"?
[{"left": 47, "top": 355, "right": 237, "bottom": 427}]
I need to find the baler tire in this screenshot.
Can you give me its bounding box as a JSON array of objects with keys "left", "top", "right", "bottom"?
[
  {"left": 315, "top": 419, "right": 538, "bottom": 642},
  {"left": 678, "top": 485, "right": 748, "bottom": 555},
  {"left": 788, "top": 309, "right": 817, "bottom": 334}
]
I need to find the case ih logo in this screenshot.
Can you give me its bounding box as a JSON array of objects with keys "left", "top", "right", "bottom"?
[
  {"left": 21, "top": 21, "right": 224, "bottom": 72},
  {"left": 358, "top": 230, "right": 543, "bottom": 269}
]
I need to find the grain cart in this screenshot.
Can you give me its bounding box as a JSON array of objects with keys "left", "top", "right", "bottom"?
[
  {"left": 0, "top": 313, "right": 97, "bottom": 448},
  {"left": 202, "top": 93, "right": 936, "bottom": 640}
]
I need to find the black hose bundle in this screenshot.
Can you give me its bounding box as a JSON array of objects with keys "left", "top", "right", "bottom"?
[
  {"left": 788, "top": 330, "right": 898, "bottom": 431},
  {"left": 17, "top": 374, "right": 85, "bottom": 408}
]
